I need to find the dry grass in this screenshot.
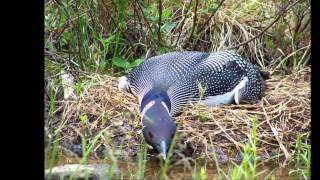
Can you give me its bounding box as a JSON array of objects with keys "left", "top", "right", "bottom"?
[{"left": 47, "top": 67, "right": 310, "bottom": 165}]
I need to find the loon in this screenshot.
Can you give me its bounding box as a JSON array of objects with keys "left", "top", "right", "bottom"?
[{"left": 118, "top": 50, "right": 268, "bottom": 160}]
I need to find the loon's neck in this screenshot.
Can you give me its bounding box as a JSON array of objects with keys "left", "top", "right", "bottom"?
[{"left": 140, "top": 89, "right": 171, "bottom": 114}]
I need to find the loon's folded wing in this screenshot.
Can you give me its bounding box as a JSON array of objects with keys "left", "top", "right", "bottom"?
[{"left": 167, "top": 56, "right": 246, "bottom": 115}]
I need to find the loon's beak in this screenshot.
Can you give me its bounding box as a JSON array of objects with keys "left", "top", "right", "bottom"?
[{"left": 160, "top": 141, "right": 167, "bottom": 160}]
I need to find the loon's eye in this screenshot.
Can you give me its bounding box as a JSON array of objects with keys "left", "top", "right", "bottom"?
[{"left": 148, "top": 131, "right": 153, "bottom": 139}]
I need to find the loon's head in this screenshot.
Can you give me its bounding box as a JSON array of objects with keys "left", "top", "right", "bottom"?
[{"left": 141, "top": 99, "right": 176, "bottom": 160}]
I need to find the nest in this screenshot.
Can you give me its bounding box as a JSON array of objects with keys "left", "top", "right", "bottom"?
[{"left": 48, "top": 67, "right": 310, "bottom": 165}]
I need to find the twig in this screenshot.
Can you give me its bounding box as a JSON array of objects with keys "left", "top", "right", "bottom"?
[
  {"left": 88, "top": 0, "right": 98, "bottom": 34},
  {"left": 196, "top": 0, "right": 226, "bottom": 34},
  {"left": 132, "top": 1, "right": 146, "bottom": 44},
  {"left": 158, "top": 0, "right": 163, "bottom": 47},
  {"left": 224, "top": 0, "right": 302, "bottom": 50},
  {"left": 261, "top": 100, "right": 290, "bottom": 165},
  {"left": 75, "top": 0, "right": 85, "bottom": 70},
  {"left": 135, "top": 0, "right": 154, "bottom": 46},
  {"left": 214, "top": 120, "right": 243, "bottom": 151},
  {"left": 174, "top": 0, "right": 193, "bottom": 48},
  {"left": 183, "top": 0, "right": 199, "bottom": 49},
  {"left": 300, "top": 16, "right": 310, "bottom": 33},
  {"left": 110, "top": 0, "right": 119, "bottom": 15},
  {"left": 101, "top": 0, "right": 134, "bottom": 48}
]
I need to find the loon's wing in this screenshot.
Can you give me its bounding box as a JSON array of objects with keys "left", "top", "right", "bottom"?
[
  {"left": 167, "top": 58, "right": 246, "bottom": 115},
  {"left": 125, "top": 51, "right": 210, "bottom": 103},
  {"left": 122, "top": 50, "right": 264, "bottom": 115}
]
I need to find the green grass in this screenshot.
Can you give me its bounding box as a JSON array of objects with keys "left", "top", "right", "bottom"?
[
  {"left": 48, "top": 94, "right": 56, "bottom": 119},
  {"left": 192, "top": 158, "right": 208, "bottom": 180},
  {"left": 288, "top": 133, "right": 311, "bottom": 179},
  {"left": 159, "top": 131, "right": 179, "bottom": 180},
  {"left": 46, "top": 139, "right": 59, "bottom": 180},
  {"left": 101, "top": 132, "right": 119, "bottom": 180},
  {"left": 137, "top": 141, "right": 148, "bottom": 179},
  {"left": 227, "top": 116, "right": 258, "bottom": 180}
]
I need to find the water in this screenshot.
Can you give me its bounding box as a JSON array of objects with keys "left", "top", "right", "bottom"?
[
  {"left": 117, "top": 160, "right": 291, "bottom": 179},
  {"left": 45, "top": 148, "right": 292, "bottom": 179}
]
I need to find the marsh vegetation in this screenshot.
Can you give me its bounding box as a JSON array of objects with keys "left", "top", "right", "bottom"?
[{"left": 45, "top": 0, "right": 310, "bottom": 179}]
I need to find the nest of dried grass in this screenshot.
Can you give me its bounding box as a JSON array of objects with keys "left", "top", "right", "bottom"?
[{"left": 51, "top": 67, "right": 310, "bottom": 165}]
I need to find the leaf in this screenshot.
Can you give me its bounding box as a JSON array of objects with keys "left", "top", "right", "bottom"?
[
  {"left": 150, "top": 3, "right": 157, "bottom": 16},
  {"left": 157, "top": 47, "right": 169, "bottom": 54},
  {"left": 112, "top": 57, "right": 130, "bottom": 69},
  {"left": 161, "top": 22, "right": 176, "bottom": 33},
  {"left": 129, "top": 59, "right": 143, "bottom": 68},
  {"left": 100, "top": 35, "right": 114, "bottom": 46},
  {"left": 79, "top": 114, "right": 88, "bottom": 124},
  {"left": 209, "top": 2, "right": 219, "bottom": 12},
  {"left": 162, "top": 9, "right": 171, "bottom": 21}
]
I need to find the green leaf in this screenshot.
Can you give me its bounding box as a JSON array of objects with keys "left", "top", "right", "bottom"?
[
  {"left": 209, "top": 2, "right": 219, "bottom": 12},
  {"left": 129, "top": 59, "right": 143, "bottom": 68},
  {"left": 162, "top": 9, "right": 171, "bottom": 21},
  {"left": 79, "top": 114, "right": 88, "bottom": 124},
  {"left": 112, "top": 57, "right": 130, "bottom": 69},
  {"left": 101, "top": 35, "right": 114, "bottom": 46},
  {"left": 157, "top": 47, "right": 170, "bottom": 54},
  {"left": 161, "top": 22, "right": 176, "bottom": 33},
  {"left": 150, "top": 3, "right": 157, "bottom": 16}
]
